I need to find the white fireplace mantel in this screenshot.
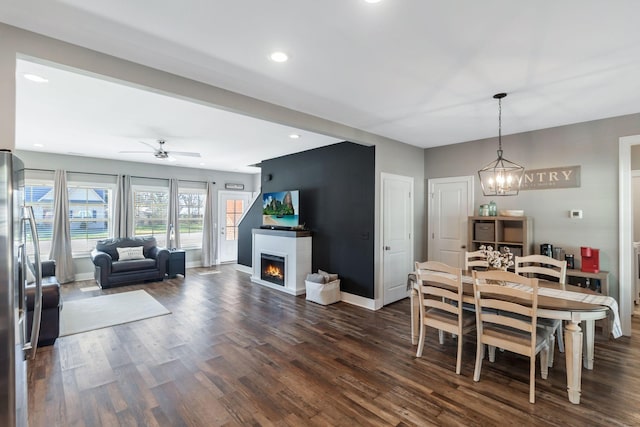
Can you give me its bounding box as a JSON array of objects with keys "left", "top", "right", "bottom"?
[{"left": 251, "top": 229, "right": 312, "bottom": 295}]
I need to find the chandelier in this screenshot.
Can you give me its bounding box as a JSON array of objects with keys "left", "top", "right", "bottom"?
[{"left": 477, "top": 93, "right": 524, "bottom": 196}]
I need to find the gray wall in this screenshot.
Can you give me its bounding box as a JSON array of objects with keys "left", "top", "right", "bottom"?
[
  {"left": 374, "top": 138, "right": 426, "bottom": 301},
  {"left": 16, "top": 150, "right": 256, "bottom": 278},
  {"left": 631, "top": 146, "right": 640, "bottom": 242},
  {"left": 634, "top": 176, "right": 640, "bottom": 243},
  {"left": 425, "top": 112, "right": 640, "bottom": 301},
  {"left": 631, "top": 145, "right": 640, "bottom": 170}
]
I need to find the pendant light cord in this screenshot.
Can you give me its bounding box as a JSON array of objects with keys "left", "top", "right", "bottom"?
[
  {"left": 493, "top": 92, "right": 506, "bottom": 159},
  {"left": 498, "top": 97, "right": 502, "bottom": 152}
]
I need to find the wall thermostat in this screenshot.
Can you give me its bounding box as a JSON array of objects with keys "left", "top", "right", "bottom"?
[{"left": 570, "top": 209, "right": 583, "bottom": 219}]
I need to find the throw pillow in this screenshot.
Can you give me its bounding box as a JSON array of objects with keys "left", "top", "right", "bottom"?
[
  {"left": 117, "top": 246, "right": 145, "bottom": 261},
  {"left": 305, "top": 273, "right": 326, "bottom": 284},
  {"left": 318, "top": 269, "right": 339, "bottom": 282}
]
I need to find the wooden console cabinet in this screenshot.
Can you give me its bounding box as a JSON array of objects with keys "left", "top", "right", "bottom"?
[{"left": 468, "top": 216, "right": 532, "bottom": 257}]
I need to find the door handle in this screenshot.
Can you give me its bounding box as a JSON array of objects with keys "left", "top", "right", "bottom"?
[
  {"left": 384, "top": 246, "right": 391, "bottom": 250},
  {"left": 23, "top": 206, "right": 42, "bottom": 359},
  {"left": 461, "top": 245, "right": 466, "bottom": 249}
]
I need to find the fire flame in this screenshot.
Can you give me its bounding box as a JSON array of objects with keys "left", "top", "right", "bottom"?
[{"left": 264, "top": 264, "right": 284, "bottom": 280}]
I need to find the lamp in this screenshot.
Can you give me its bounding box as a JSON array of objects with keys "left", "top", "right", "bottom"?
[{"left": 478, "top": 93, "right": 525, "bottom": 196}]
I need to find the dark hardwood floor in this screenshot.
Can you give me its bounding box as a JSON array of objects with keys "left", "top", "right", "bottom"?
[{"left": 29, "top": 265, "right": 640, "bottom": 426}]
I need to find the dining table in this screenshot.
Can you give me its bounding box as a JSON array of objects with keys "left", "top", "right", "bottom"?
[{"left": 408, "top": 270, "right": 622, "bottom": 405}]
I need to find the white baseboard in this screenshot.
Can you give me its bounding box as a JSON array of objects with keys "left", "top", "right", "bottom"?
[
  {"left": 75, "top": 272, "right": 94, "bottom": 282},
  {"left": 235, "top": 264, "right": 252, "bottom": 274},
  {"left": 339, "top": 292, "right": 382, "bottom": 311}
]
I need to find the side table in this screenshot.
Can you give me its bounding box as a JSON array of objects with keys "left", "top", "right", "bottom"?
[{"left": 167, "top": 249, "right": 186, "bottom": 278}]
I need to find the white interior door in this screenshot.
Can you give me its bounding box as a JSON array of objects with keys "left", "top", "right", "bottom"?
[
  {"left": 218, "top": 191, "right": 251, "bottom": 263},
  {"left": 428, "top": 176, "right": 474, "bottom": 268},
  {"left": 382, "top": 173, "right": 413, "bottom": 305}
]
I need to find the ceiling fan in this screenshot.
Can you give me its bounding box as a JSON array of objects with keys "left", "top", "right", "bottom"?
[{"left": 119, "top": 139, "right": 201, "bottom": 159}]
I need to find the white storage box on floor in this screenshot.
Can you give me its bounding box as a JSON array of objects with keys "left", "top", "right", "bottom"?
[{"left": 305, "top": 279, "right": 341, "bottom": 305}]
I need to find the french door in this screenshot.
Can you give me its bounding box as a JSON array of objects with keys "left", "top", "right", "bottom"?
[{"left": 217, "top": 191, "right": 251, "bottom": 263}]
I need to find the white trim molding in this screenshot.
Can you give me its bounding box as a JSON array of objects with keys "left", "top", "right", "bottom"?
[{"left": 618, "top": 134, "right": 640, "bottom": 336}]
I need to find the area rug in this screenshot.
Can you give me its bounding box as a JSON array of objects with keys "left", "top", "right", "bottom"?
[{"left": 60, "top": 290, "right": 171, "bottom": 337}]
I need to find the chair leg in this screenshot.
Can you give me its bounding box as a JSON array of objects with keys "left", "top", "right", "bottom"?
[
  {"left": 547, "top": 332, "right": 556, "bottom": 368},
  {"left": 455, "top": 333, "right": 463, "bottom": 375},
  {"left": 529, "top": 356, "right": 536, "bottom": 404},
  {"left": 438, "top": 330, "right": 444, "bottom": 345},
  {"left": 556, "top": 323, "right": 565, "bottom": 353},
  {"left": 416, "top": 322, "right": 426, "bottom": 358},
  {"left": 473, "top": 339, "right": 484, "bottom": 382},
  {"left": 540, "top": 347, "right": 549, "bottom": 380},
  {"left": 488, "top": 345, "right": 496, "bottom": 363}
]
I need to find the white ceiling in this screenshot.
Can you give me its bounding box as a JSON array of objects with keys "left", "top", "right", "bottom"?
[{"left": 3, "top": 1, "right": 640, "bottom": 172}]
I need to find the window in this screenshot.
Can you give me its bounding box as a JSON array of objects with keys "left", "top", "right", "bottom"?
[
  {"left": 178, "top": 189, "right": 206, "bottom": 248},
  {"left": 225, "top": 199, "right": 244, "bottom": 241},
  {"left": 133, "top": 187, "right": 168, "bottom": 247},
  {"left": 24, "top": 183, "right": 54, "bottom": 258},
  {"left": 68, "top": 185, "right": 112, "bottom": 254}
]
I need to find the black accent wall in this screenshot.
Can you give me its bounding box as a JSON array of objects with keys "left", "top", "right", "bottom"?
[
  {"left": 237, "top": 196, "right": 262, "bottom": 267},
  {"left": 237, "top": 141, "right": 375, "bottom": 299}
]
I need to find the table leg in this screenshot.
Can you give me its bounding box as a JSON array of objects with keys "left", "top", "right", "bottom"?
[
  {"left": 564, "top": 320, "right": 583, "bottom": 404},
  {"left": 411, "top": 288, "right": 419, "bottom": 345},
  {"left": 582, "top": 320, "right": 595, "bottom": 370}
]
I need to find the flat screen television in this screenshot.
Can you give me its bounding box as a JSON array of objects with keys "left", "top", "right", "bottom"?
[{"left": 262, "top": 190, "right": 300, "bottom": 228}]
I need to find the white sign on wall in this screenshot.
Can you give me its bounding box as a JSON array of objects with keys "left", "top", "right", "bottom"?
[{"left": 520, "top": 165, "right": 581, "bottom": 190}]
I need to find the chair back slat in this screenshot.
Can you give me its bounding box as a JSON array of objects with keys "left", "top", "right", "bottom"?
[
  {"left": 413, "top": 260, "right": 475, "bottom": 375},
  {"left": 471, "top": 269, "right": 550, "bottom": 404},
  {"left": 465, "top": 250, "right": 489, "bottom": 271},
  {"left": 515, "top": 254, "right": 567, "bottom": 288},
  {"left": 472, "top": 270, "right": 540, "bottom": 339}
]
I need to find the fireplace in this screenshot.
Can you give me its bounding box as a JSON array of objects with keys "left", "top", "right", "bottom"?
[
  {"left": 252, "top": 229, "right": 311, "bottom": 295},
  {"left": 261, "top": 253, "right": 285, "bottom": 286}
]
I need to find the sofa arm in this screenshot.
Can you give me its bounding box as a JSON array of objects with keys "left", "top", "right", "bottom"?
[
  {"left": 149, "top": 247, "right": 170, "bottom": 275},
  {"left": 91, "top": 249, "right": 113, "bottom": 287},
  {"left": 90, "top": 249, "right": 112, "bottom": 272},
  {"left": 41, "top": 260, "right": 56, "bottom": 278}
]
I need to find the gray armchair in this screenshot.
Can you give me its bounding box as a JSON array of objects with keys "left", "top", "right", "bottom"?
[{"left": 90, "top": 236, "right": 170, "bottom": 288}]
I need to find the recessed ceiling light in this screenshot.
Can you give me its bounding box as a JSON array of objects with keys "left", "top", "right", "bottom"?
[
  {"left": 269, "top": 51, "right": 289, "bottom": 63},
  {"left": 33, "top": 143, "right": 44, "bottom": 148},
  {"left": 365, "top": 0, "right": 383, "bottom": 3},
  {"left": 289, "top": 133, "right": 300, "bottom": 139},
  {"left": 23, "top": 73, "right": 49, "bottom": 83},
  {"left": 199, "top": 162, "right": 205, "bottom": 166}
]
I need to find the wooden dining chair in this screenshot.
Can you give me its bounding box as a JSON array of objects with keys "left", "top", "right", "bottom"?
[
  {"left": 515, "top": 254, "right": 567, "bottom": 364},
  {"left": 464, "top": 250, "right": 489, "bottom": 271},
  {"left": 414, "top": 261, "right": 475, "bottom": 375},
  {"left": 472, "top": 270, "right": 551, "bottom": 403}
]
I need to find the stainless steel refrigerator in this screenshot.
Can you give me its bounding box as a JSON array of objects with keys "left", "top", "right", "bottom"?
[{"left": 1, "top": 150, "right": 43, "bottom": 427}]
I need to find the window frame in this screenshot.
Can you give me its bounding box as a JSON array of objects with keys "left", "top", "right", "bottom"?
[
  {"left": 177, "top": 187, "right": 206, "bottom": 249},
  {"left": 132, "top": 183, "right": 170, "bottom": 247},
  {"left": 67, "top": 180, "right": 115, "bottom": 256}
]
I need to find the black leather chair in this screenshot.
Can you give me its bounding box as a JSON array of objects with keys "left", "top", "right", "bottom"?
[
  {"left": 26, "top": 260, "right": 62, "bottom": 347},
  {"left": 90, "top": 236, "right": 170, "bottom": 288}
]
